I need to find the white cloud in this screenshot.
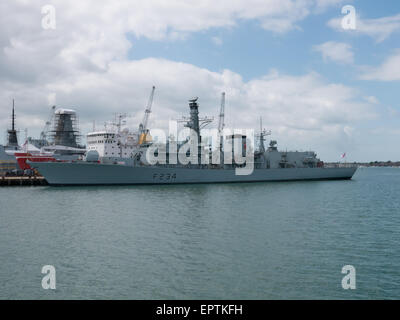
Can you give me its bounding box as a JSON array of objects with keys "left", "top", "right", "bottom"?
[
  {"left": 313, "top": 41, "right": 354, "bottom": 64},
  {"left": 364, "top": 96, "right": 379, "bottom": 104},
  {"left": 0, "top": 0, "right": 347, "bottom": 84},
  {"left": 0, "top": 57, "right": 377, "bottom": 160},
  {"left": 359, "top": 50, "right": 400, "bottom": 81},
  {"left": 316, "top": 0, "right": 345, "bottom": 6},
  {"left": 328, "top": 13, "right": 400, "bottom": 42},
  {"left": 314, "top": 0, "right": 348, "bottom": 12},
  {"left": 0, "top": 0, "right": 349, "bottom": 81},
  {"left": 0, "top": 0, "right": 378, "bottom": 160}
]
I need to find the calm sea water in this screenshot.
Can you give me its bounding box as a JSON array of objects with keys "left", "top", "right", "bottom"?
[{"left": 0, "top": 167, "right": 399, "bottom": 299}]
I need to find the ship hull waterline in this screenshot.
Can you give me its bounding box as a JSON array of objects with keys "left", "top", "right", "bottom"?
[{"left": 31, "top": 162, "right": 358, "bottom": 186}]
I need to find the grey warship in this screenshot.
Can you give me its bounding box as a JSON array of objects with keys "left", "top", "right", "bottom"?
[{"left": 31, "top": 95, "right": 357, "bottom": 185}]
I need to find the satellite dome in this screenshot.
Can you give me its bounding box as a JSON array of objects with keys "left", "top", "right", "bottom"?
[
  {"left": 85, "top": 150, "right": 99, "bottom": 162},
  {"left": 55, "top": 108, "right": 76, "bottom": 115}
]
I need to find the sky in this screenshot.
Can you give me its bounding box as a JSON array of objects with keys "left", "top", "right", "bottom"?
[{"left": 1, "top": 0, "right": 400, "bottom": 162}]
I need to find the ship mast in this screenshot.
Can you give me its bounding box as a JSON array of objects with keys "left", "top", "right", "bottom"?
[
  {"left": 7, "top": 99, "right": 19, "bottom": 149},
  {"left": 180, "top": 97, "right": 213, "bottom": 139},
  {"left": 257, "top": 116, "right": 270, "bottom": 153},
  {"left": 12, "top": 100, "right": 15, "bottom": 132},
  {"left": 178, "top": 97, "right": 213, "bottom": 164}
]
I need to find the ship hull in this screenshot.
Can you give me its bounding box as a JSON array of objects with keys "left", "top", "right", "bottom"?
[{"left": 32, "top": 162, "right": 358, "bottom": 186}]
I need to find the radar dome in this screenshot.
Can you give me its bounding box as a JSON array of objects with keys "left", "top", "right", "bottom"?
[{"left": 85, "top": 150, "right": 99, "bottom": 162}]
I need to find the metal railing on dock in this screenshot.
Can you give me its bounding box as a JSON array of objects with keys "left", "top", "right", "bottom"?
[{"left": 0, "top": 176, "right": 48, "bottom": 186}]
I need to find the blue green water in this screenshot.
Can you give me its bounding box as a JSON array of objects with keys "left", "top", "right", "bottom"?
[{"left": 0, "top": 167, "right": 399, "bottom": 299}]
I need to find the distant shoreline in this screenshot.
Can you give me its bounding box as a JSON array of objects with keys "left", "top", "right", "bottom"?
[{"left": 326, "top": 161, "right": 400, "bottom": 167}]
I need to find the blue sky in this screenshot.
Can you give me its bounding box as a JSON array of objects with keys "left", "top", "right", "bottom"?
[
  {"left": 128, "top": 0, "right": 398, "bottom": 80},
  {"left": 127, "top": 0, "right": 400, "bottom": 161},
  {"left": 1, "top": 0, "right": 400, "bottom": 161}
]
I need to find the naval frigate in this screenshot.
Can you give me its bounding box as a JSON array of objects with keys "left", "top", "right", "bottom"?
[{"left": 31, "top": 94, "right": 357, "bottom": 185}]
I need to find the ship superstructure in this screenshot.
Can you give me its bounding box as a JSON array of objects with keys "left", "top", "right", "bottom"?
[
  {"left": 1, "top": 103, "right": 89, "bottom": 173},
  {"left": 51, "top": 109, "right": 80, "bottom": 147},
  {"left": 14, "top": 107, "right": 86, "bottom": 171},
  {"left": 86, "top": 114, "right": 139, "bottom": 159},
  {"left": 29, "top": 107, "right": 85, "bottom": 157},
  {"left": 86, "top": 86, "right": 156, "bottom": 160}
]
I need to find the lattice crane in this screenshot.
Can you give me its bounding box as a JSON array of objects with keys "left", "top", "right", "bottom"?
[{"left": 138, "top": 86, "right": 155, "bottom": 145}]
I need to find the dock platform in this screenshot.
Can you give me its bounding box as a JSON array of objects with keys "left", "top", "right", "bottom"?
[{"left": 0, "top": 176, "right": 48, "bottom": 186}]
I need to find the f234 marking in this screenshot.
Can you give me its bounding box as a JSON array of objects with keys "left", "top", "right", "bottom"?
[{"left": 153, "top": 173, "right": 177, "bottom": 181}]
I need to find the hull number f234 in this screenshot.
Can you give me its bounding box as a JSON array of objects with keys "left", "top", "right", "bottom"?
[{"left": 153, "top": 173, "right": 177, "bottom": 181}]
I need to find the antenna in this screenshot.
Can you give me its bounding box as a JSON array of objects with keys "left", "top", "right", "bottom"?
[{"left": 257, "top": 116, "right": 271, "bottom": 153}]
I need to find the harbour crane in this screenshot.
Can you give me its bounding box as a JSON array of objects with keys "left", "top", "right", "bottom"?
[
  {"left": 217, "top": 92, "right": 225, "bottom": 151},
  {"left": 218, "top": 92, "right": 225, "bottom": 135},
  {"left": 40, "top": 105, "right": 56, "bottom": 141},
  {"left": 138, "top": 86, "right": 155, "bottom": 145}
]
